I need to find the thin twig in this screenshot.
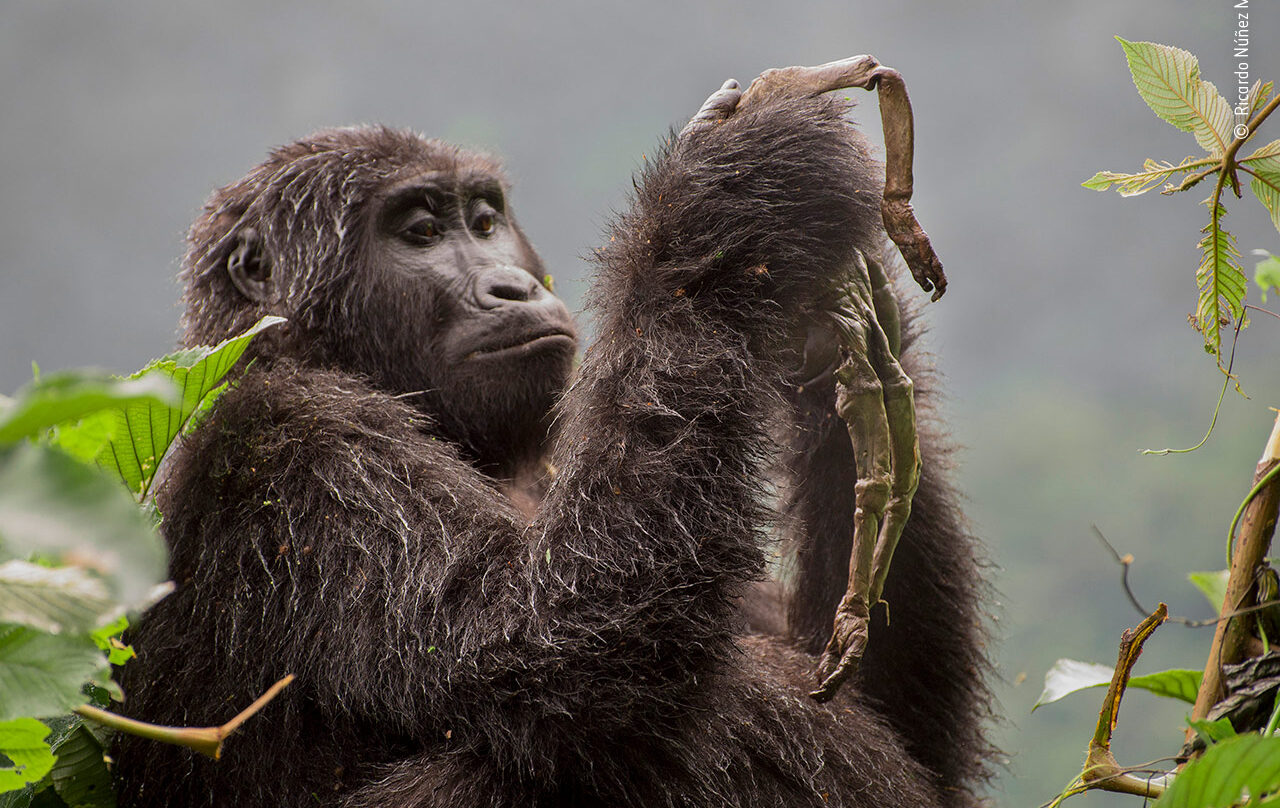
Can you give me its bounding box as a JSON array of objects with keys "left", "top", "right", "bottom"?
[
  {"left": 1244, "top": 304, "right": 1280, "bottom": 321},
  {"left": 75, "top": 674, "right": 294, "bottom": 759},
  {"left": 1142, "top": 313, "right": 1244, "bottom": 455},
  {"left": 1091, "top": 525, "right": 1280, "bottom": 627}
]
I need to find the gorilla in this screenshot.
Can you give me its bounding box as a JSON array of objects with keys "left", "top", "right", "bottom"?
[{"left": 113, "top": 62, "right": 993, "bottom": 807}]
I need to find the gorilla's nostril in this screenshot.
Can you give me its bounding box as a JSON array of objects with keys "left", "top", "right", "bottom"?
[
  {"left": 477, "top": 267, "right": 541, "bottom": 308},
  {"left": 489, "top": 281, "right": 532, "bottom": 302}
]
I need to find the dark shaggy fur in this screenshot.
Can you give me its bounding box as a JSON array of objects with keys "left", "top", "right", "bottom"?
[{"left": 113, "top": 93, "right": 994, "bottom": 807}]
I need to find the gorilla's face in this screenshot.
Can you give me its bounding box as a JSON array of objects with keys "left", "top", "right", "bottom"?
[{"left": 360, "top": 170, "right": 578, "bottom": 469}]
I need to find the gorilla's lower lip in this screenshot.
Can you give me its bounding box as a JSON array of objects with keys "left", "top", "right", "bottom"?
[{"left": 464, "top": 331, "right": 575, "bottom": 360}]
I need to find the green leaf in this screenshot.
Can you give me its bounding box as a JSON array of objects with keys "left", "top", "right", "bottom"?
[
  {"left": 1256, "top": 253, "right": 1280, "bottom": 304},
  {"left": 0, "top": 780, "right": 58, "bottom": 807},
  {"left": 1128, "top": 668, "right": 1202, "bottom": 704},
  {"left": 0, "top": 719, "right": 54, "bottom": 792},
  {"left": 1116, "top": 38, "right": 1234, "bottom": 156},
  {"left": 0, "top": 374, "right": 177, "bottom": 447},
  {"left": 0, "top": 626, "right": 104, "bottom": 721},
  {"left": 88, "top": 617, "right": 132, "bottom": 668},
  {"left": 1154, "top": 732, "right": 1280, "bottom": 808},
  {"left": 1033, "top": 659, "right": 1114, "bottom": 710},
  {"left": 1083, "top": 155, "right": 1216, "bottom": 196},
  {"left": 1187, "top": 716, "right": 1237, "bottom": 745},
  {"left": 0, "top": 444, "right": 166, "bottom": 608},
  {"left": 0, "top": 562, "right": 115, "bottom": 636},
  {"left": 1034, "top": 659, "right": 1202, "bottom": 710},
  {"left": 48, "top": 726, "right": 113, "bottom": 808},
  {"left": 1193, "top": 200, "right": 1247, "bottom": 361},
  {"left": 53, "top": 315, "right": 284, "bottom": 501},
  {"left": 1240, "top": 140, "right": 1280, "bottom": 235},
  {"left": 1248, "top": 80, "right": 1274, "bottom": 119},
  {"left": 1189, "top": 569, "right": 1231, "bottom": 612}
]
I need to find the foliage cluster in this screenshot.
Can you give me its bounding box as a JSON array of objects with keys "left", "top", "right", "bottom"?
[{"left": 0, "top": 318, "right": 281, "bottom": 806}]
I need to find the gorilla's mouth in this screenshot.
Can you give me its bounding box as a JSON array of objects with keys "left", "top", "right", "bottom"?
[{"left": 464, "top": 328, "right": 576, "bottom": 361}]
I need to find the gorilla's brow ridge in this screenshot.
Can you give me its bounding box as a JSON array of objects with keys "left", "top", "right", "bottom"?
[{"left": 381, "top": 171, "right": 505, "bottom": 212}]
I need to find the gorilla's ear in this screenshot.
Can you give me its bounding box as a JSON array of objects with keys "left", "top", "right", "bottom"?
[{"left": 227, "top": 228, "right": 277, "bottom": 303}]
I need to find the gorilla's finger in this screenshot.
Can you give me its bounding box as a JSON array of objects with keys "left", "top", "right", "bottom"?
[{"left": 680, "top": 79, "right": 744, "bottom": 137}]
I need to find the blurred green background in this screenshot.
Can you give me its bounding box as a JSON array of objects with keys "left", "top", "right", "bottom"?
[{"left": 2, "top": 2, "right": 1278, "bottom": 806}]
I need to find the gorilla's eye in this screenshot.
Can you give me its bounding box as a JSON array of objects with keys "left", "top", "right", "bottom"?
[
  {"left": 473, "top": 210, "right": 496, "bottom": 237},
  {"left": 402, "top": 216, "right": 439, "bottom": 244}
]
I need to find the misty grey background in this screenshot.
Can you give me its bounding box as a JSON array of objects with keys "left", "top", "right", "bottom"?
[{"left": 2, "top": 2, "right": 1278, "bottom": 805}]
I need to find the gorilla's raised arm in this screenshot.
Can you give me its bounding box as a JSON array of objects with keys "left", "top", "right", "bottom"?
[{"left": 114, "top": 66, "right": 990, "bottom": 808}]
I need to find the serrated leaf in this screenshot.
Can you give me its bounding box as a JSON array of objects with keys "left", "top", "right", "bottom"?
[
  {"left": 0, "top": 562, "right": 115, "bottom": 637},
  {"left": 1083, "top": 156, "right": 1216, "bottom": 196},
  {"left": 1248, "top": 79, "right": 1274, "bottom": 119},
  {"left": 0, "top": 626, "right": 104, "bottom": 722},
  {"left": 0, "top": 719, "right": 54, "bottom": 793},
  {"left": 1193, "top": 200, "right": 1247, "bottom": 360},
  {"left": 1187, "top": 716, "right": 1237, "bottom": 745},
  {"left": 1255, "top": 253, "right": 1280, "bottom": 304},
  {"left": 0, "top": 374, "right": 177, "bottom": 447},
  {"left": 1034, "top": 659, "right": 1202, "bottom": 710},
  {"left": 53, "top": 315, "right": 284, "bottom": 501},
  {"left": 1189, "top": 569, "right": 1231, "bottom": 612},
  {"left": 0, "top": 444, "right": 165, "bottom": 607},
  {"left": 1117, "top": 38, "right": 1234, "bottom": 156},
  {"left": 1193, "top": 81, "right": 1235, "bottom": 156},
  {"left": 1154, "top": 732, "right": 1280, "bottom": 808},
  {"left": 1240, "top": 140, "right": 1280, "bottom": 235},
  {"left": 48, "top": 726, "right": 113, "bottom": 808}
]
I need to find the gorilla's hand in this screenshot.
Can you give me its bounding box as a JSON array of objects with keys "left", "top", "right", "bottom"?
[{"left": 693, "top": 56, "right": 947, "bottom": 301}]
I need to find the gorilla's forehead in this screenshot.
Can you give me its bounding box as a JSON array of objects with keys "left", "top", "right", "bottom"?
[
  {"left": 377, "top": 169, "right": 506, "bottom": 207},
  {"left": 373, "top": 170, "right": 504, "bottom": 221}
]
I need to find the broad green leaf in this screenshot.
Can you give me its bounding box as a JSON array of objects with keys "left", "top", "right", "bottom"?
[
  {"left": 1194, "top": 200, "right": 1246, "bottom": 361},
  {"left": 0, "top": 373, "right": 177, "bottom": 447},
  {"left": 1034, "top": 659, "right": 1202, "bottom": 710},
  {"left": 1189, "top": 569, "right": 1230, "bottom": 612},
  {"left": 54, "top": 315, "right": 284, "bottom": 501},
  {"left": 1256, "top": 253, "right": 1280, "bottom": 304},
  {"left": 1128, "top": 668, "right": 1202, "bottom": 704},
  {"left": 0, "top": 719, "right": 54, "bottom": 793},
  {"left": 1187, "top": 716, "right": 1237, "bottom": 745},
  {"left": 0, "top": 626, "right": 104, "bottom": 722},
  {"left": 0, "top": 444, "right": 165, "bottom": 607},
  {"left": 1117, "top": 38, "right": 1233, "bottom": 156},
  {"left": 0, "top": 562, "right": 115, "bottom": 636},
  {"left": 1034, "top": 659, "right": 1113, "bottom": 710},
  {"left": 1240, "top": 140, "right": 1280, "bottom": 235},
  {"left": 1082, "top": 156, "right": 1216, "bottom": 197},
  {"left": 1154, "top": 732, "right": 1280, "bottom": 808},
  {"left": 48, "top": 726, "right": 112, "bottom": 808}
]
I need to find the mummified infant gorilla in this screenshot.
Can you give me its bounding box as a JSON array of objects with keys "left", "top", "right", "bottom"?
[{"left": 114, "top": 62, "right": 993, "bottom": 807}]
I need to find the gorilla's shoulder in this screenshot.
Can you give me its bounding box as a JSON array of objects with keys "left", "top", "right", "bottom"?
[
  {"left": 214, "top": 359, "right": 428, "bottom": 440},
  {"left": 158, "top": 359, "right": 484, "bottom": 517}
]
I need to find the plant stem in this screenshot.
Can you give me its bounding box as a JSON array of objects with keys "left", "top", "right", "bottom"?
[
  {"left": 1190, "top": 413, "right": 1280, "bottom": 729},
  {"left": 74, "top": 673, "right": 294, "bottom": 759},
  {"left": 1078, "top": 603, "right": 1168, "bottom": 799}
]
